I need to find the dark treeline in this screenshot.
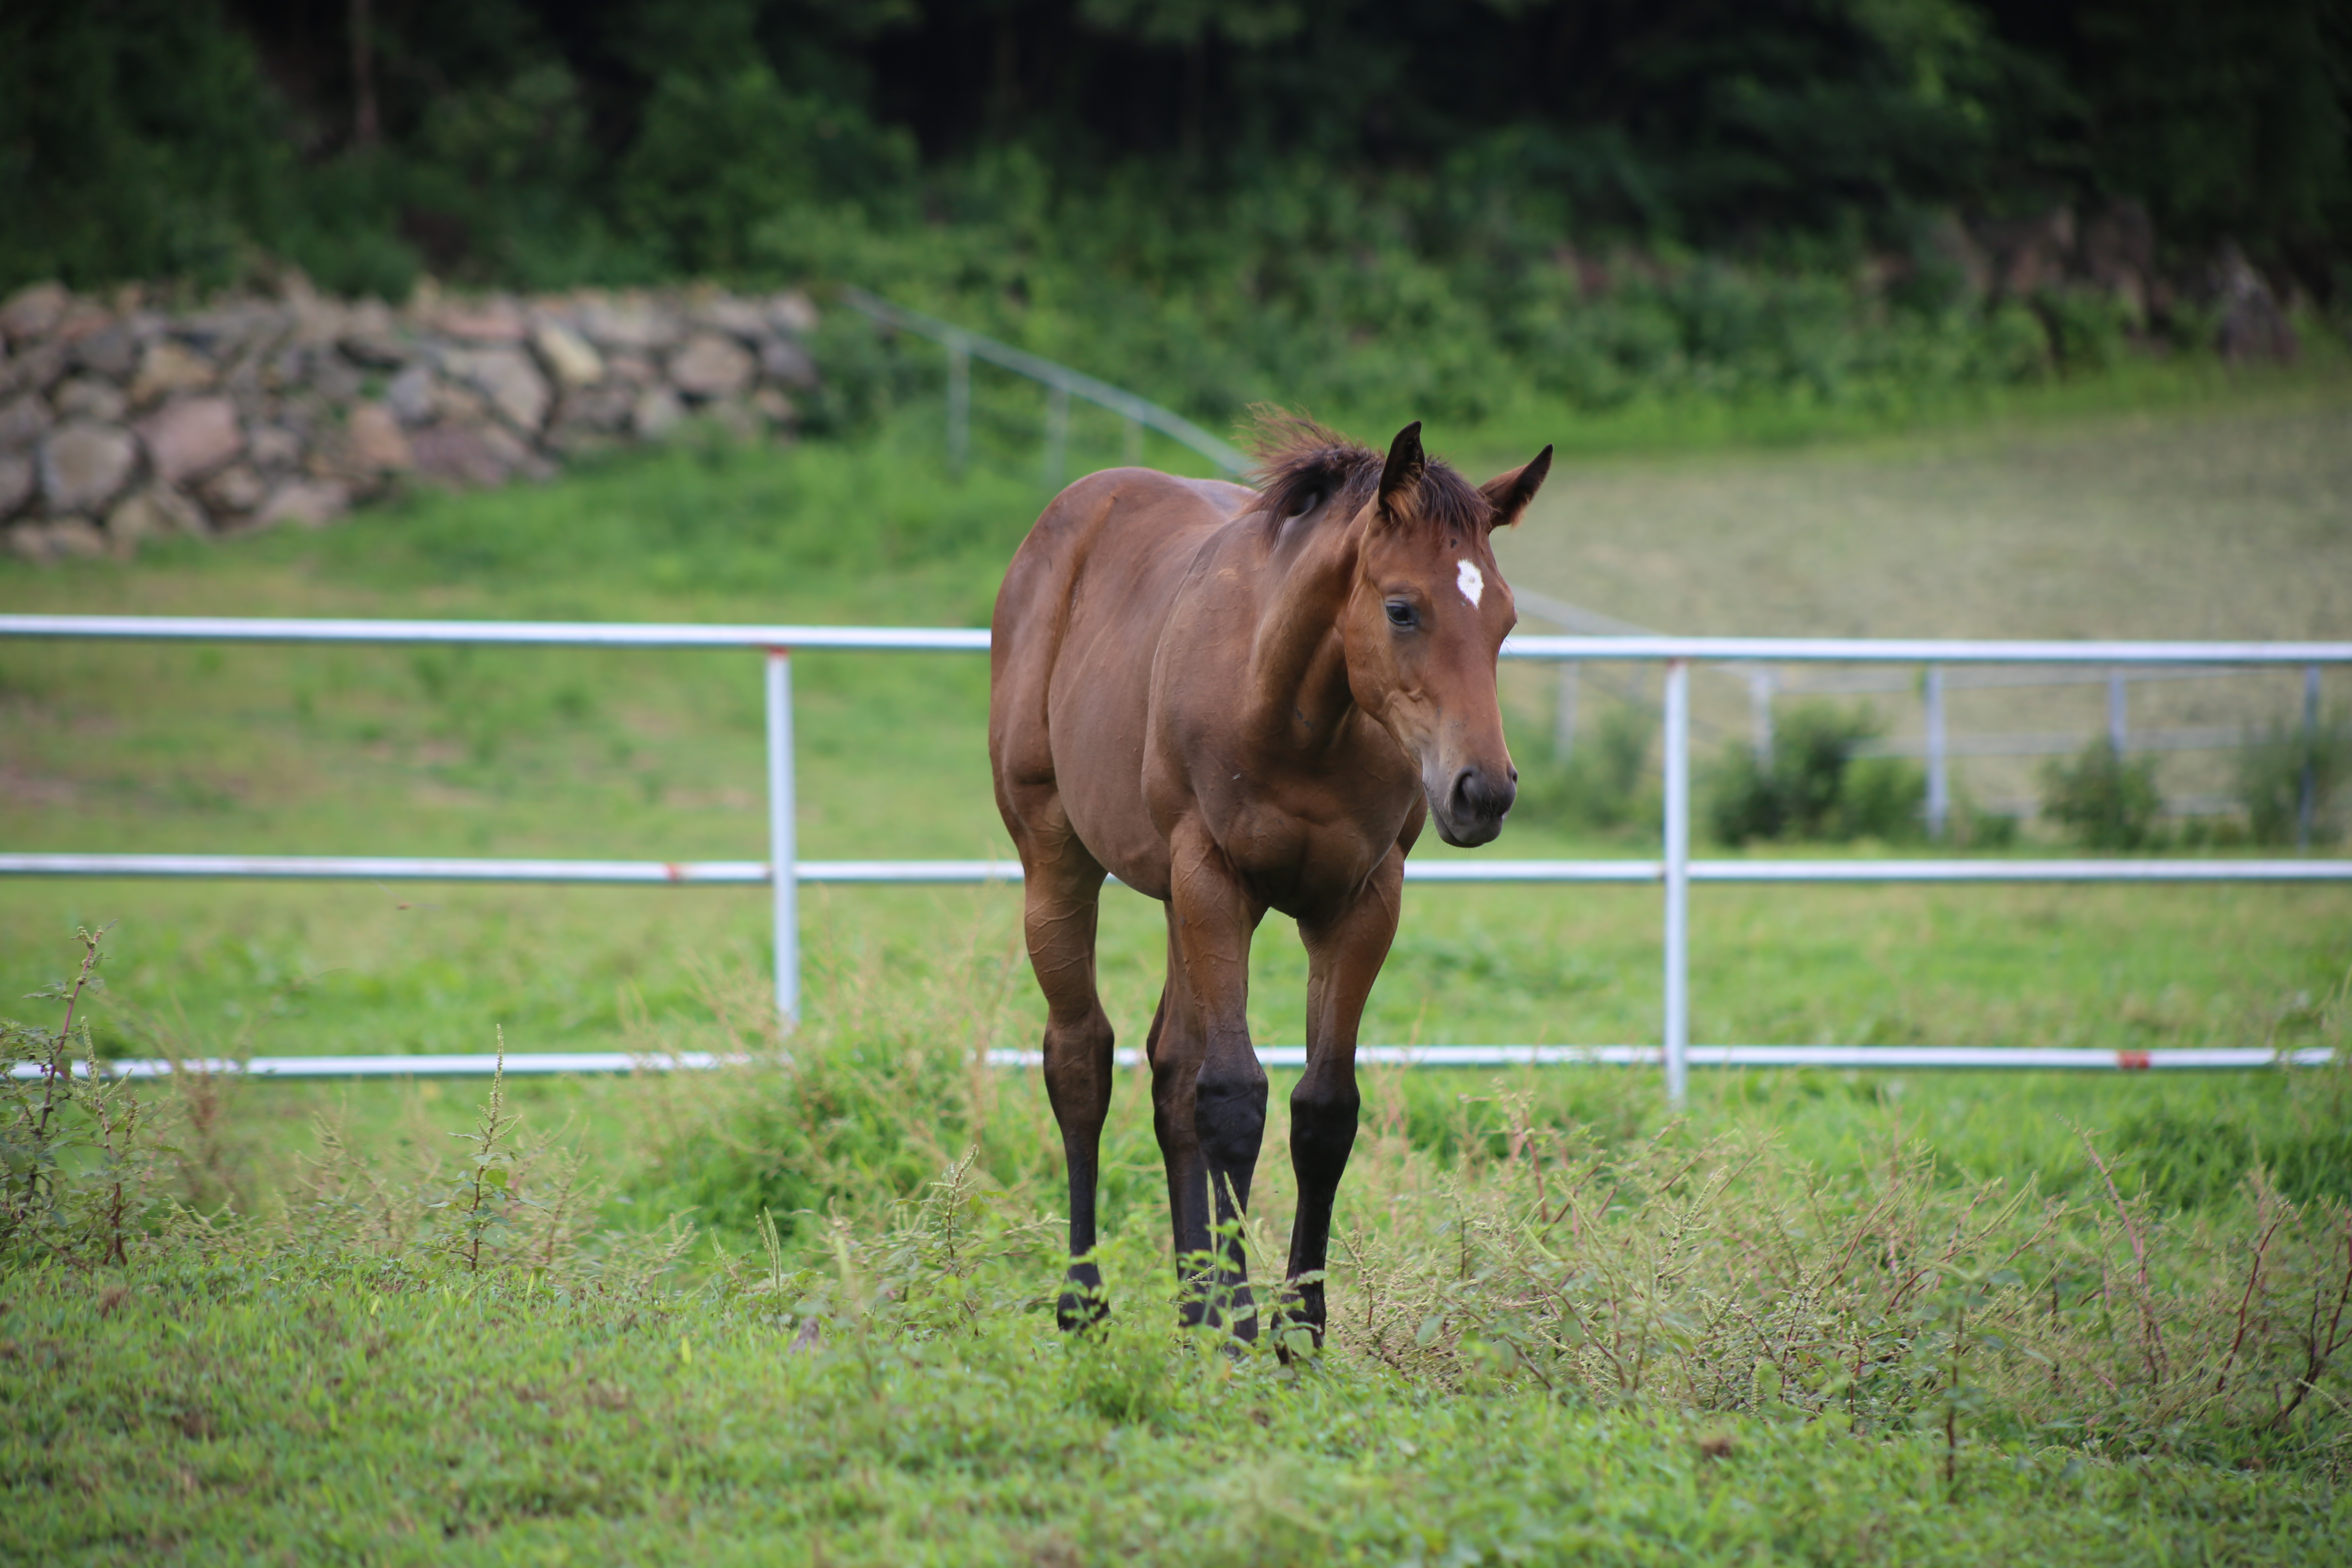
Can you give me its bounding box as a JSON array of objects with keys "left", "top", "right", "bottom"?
[
  {"left": 5, "top": 0, "right": 2345, "bottom": 295},
  {"left": 3, "top": 2, "right": 2347, "bottom": 432}
]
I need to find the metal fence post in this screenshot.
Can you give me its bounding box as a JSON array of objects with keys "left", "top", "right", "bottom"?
[
  {"left": 765, "top": 648, "right": 800, "bottom": 1029},
  {"left": 2108, "top": 670, "right": 2128, "bottom": 753},
  {"left": 946, "top": 335, "right": 971, "bottom": 477},
  {"left": 1748, "top": 668, "right": 1775, "bottom": 766},
  {"left": 1663, "top": 658, "right": 1691, "bottom": 1108},
  {"left": 1043, "top": 383, "right": 1070, "bottom": 489},
  {"left": 1554, "top": 660, "right": 1579, "bottom": 761},
  {"left": 1924, "top": 664, "right": 1949, "bottom": 840},
  {"left": 2301, "top": 663, "right": 2322, "bottom": 852}
]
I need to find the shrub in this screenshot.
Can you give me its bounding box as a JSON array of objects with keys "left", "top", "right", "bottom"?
[
  {"left": 1708, "top": 702, "right": 1923, "bottom": 845},
  {"left": 2236, "top": 710, "right": 2351, "bottom": 847},
  {"left": 2038, "top": 285, "right": 2135, "bottom": 370},
  {"left": 1512, "top": 704, "right": 1658, "bottom": 835},
  {"left": 2041, "top": 738, "right": 2164, "bottom": 849}
]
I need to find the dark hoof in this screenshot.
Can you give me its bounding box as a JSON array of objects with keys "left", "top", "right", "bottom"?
[
  {"left": 1271, "top": 1286, "right": 1327, "bottom": 1364},
  {"left": 1057, "top": 1287, "right": 1108, "bottom": 1333}
]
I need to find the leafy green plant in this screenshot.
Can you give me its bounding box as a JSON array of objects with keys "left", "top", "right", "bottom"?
[
  {"left": 2236, "top": 709, "right": 2351, "bottom": 847},
  {"left": 0, "top": 925, "right": 156, "bottom": 1267},
  {"left": 1708, "top": 702, "right": 1924, "bottom": 845},
  {"left": 2041, "top": 738, "right": 2164, "bottom": 849}
]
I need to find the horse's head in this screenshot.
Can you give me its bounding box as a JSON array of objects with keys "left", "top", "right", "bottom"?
[{"left": 1343, "top": 423, "right": 1552, "bottom": 847}]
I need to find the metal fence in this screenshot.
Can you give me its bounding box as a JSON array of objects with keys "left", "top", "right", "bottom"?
[
  {"left": 839, "top": 290, "right": 1247, "bottom": 481},
  {"left": 1517, "top": 589, "right": 2336, "bottom": 843},
  {"left": 4, "top": 614, "right": 2349, "bottom": 1102}
]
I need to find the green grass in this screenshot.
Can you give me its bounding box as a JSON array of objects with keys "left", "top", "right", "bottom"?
[
  {"left": 9, "top": 1245, "right": 2348, "bottom": 1566},
  {"left": 5, "top": 383, "right": 2352, "bottom": 1561}
]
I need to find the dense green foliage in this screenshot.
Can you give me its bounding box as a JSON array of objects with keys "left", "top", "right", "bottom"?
[{"left": 7, "top": 2, "right": 2349, "bottom": 432}]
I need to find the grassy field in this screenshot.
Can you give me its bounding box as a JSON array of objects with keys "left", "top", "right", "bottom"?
[{"left": 5, "top": 372, "right": 2352, "bottom": 1560}]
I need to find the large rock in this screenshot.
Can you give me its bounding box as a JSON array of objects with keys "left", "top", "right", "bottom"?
[
  {"left": 442, "top": 346, "right": 550, "bottom": 432},
  {"left": 434, "top": 298, "right": 527, "bottom": 343},
  {"left": 346, "top": 402, "right": 414, "bottom": 471},
  {"left": 633, "top": 385, "right": 684, "bottom": 439},
  {"left": 759, "top": 336, "right": 820, "bottom": 390},
  {"left": 296, "top": 350, "right": 363, "bottom": 407},
  {"left": 578, "top": 296, "right": 682, "bottom": 353},
  {"left": 0, "top": 282, "right": 71, "bottom": 344},
  {"left": 530, "top": 321, "right": 604, "bottom": 388},
  {"left": 555, "top": 381, "right": 637, "bottom": 434},
  {"left": 48, "top": 517, "right": 109, "bottom": 559},
  {"left": 255, "top": 479, "right": 352, "bottom": 529},
  {"left": 386, "top": 364, "right": 437, "bottom": 425},
  {"left": 106, "top": 484, "right": 209, "bottom": 546},
  {"left": 53, "top": 377, "right": 128, "bottom": 422},
  {"left": 752, "top": 387, "right": 798, "bottom": 427},
  {"left": 39, "top": 421, "right": 139, "bottom": 513},
  {"left": 0, "top": 341, "right": 67, "bottom": 400},
  {"left": 690, "top": 296, "right": 770, "bottom": 341},
  {"left": 669, "top": 332, "right": 754, "bottom": 399},
  {"left": 409, "top": 422, "right": 532, "bottom": 487},
  {"left": 7, "top": 516, "right": 109, "bottom": 561},
  {"left": 137, "top": 397, "right": 244, "bottom": 486},
  {"left": 339, "top": 330, "right": 413, "bottom": 370},
  {"left": 130, "top": 340, "right": 216, "bottom": 405},
  {"left": 178, "top": 301, "right": 291, "bottom": 362},
  {"left": 2209, "top": 243, "right": 2299, "bottom": 363},
  {"left": 247, "top": 425, "right": 304, "bottom": 470},
  {"left": 0, "top": 453, "right": 33, "bottom": 517},
  {"left": 767, "top": 290, "right": 820, "bottom": 334},
  {"left": 0, "top": 392, "right": 51, "bottom": 452},
  {"left": 199, "top": 463, "right": 268, "bottom": 517},
  {"left": 71, "top": 323, "right": 139, "bottom": 381}
]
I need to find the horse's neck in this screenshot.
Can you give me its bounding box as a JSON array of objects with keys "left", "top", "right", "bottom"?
[{"left": 1244, "top": 519, "right": 1360, "bottom": 735}]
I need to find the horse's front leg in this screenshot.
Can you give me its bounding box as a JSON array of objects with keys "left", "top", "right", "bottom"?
[
  {"left": 1283, "top": 849, "right": 1403, "bottom": 1348},
  {"left": 1159, "top": 820, "right": 1268, "bottom": 1338}
]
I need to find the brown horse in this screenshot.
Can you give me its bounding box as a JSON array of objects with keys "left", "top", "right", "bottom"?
[{"left": 989, "top": 414, "right": 1551, "bottom": 1341}]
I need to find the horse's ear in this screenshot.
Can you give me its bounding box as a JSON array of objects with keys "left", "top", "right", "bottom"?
[
  {"left": 1479, "top": 445, "right": 1554, "bottom": 530},
  {"left": 1376, "top": 421, "right": 1425, "bottom": 518}
]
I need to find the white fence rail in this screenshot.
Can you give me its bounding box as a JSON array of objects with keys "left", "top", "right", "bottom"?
[
  {"left": 4, "top": 615, "right": 2349, "bottom": 1101},
  {"left": 840, "top": 290, "right": 1249, "bottom": 481}
]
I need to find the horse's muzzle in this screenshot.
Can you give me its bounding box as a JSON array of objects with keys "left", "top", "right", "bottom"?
[{"left": 1433, "top": 763, "right": 1516, "bottom": 847}]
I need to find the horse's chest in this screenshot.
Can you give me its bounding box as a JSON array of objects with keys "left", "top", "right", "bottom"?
[{"left": 1215, "top": 795, "right": 1400, "bottom": 915}]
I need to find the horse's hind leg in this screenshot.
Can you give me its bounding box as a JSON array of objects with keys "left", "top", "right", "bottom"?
[{"left": 1018, "top": 833, "right": 1117, "bottom": 1330}]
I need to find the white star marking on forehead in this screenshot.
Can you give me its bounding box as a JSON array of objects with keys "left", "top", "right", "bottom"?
[{"left": 1456, "top": 559, "right": 1485, "bottom": 608}]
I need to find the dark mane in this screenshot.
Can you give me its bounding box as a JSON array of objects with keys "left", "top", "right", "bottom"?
[{"left": 1242, "top": 408, "right": 1489, "bottom": 539}]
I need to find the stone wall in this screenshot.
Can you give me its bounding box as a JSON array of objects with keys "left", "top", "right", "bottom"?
[{"left": 0, "top": 278, "right": 823, "bottom": 563}]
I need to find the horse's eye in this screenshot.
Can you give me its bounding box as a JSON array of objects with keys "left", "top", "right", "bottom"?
[{"left": 1385, "top": 600, "right": 1417, "bottom": 628}]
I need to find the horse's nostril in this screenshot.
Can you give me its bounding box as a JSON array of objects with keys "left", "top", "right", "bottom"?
[{"left": 1450, "top": 766, "right": 1513, "bottom": 822}]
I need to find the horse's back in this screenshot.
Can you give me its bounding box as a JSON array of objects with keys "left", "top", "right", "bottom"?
[{"left": 990, "top": 467, "right": 1252, "bottom": 884}]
